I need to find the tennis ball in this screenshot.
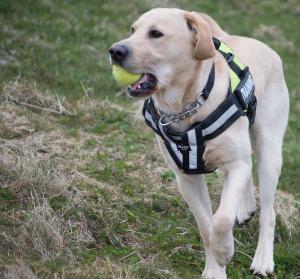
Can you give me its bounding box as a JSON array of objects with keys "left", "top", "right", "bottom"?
[{"left": 112, "top": 65, "right": 141, "bottom": 86}]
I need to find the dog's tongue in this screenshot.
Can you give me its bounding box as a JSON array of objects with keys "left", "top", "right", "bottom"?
[{"left": 130, "top": 74, "right": 151, "bottom": 90}]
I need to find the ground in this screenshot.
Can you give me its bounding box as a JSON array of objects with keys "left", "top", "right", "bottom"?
[{"left": 0, "top": 0, "right": 299, "bottom": 278}]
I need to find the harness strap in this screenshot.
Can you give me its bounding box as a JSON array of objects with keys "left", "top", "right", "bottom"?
[
  {"left": 213, "top": 37, "right": 245, "bottom": 92},
  {"left": 142, "top": 37, "right": 257, "bottom": 175},
  {"left": 199, "top": 93, "right": 244, "bottom": 140},
  {"left": 213, "top": 37, "right": 257, "bottom": 122},
  {"left": 155, "top": 93, "right": 244, "bottom": 142},
  {"left": 202, "top": 63, "right": 215, "bottom": 99},
  {"left": 143, "top": 98, "right": 215, "bottom": 174}
]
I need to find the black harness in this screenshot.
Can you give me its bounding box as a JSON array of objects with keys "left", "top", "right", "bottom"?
[{"left": 142, "top": 38, "right": 257, "bottom": 174}]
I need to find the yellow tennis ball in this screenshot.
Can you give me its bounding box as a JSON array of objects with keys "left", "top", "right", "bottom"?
[{"left": 112, "top": 65, "right": 141, "bottom": 86}]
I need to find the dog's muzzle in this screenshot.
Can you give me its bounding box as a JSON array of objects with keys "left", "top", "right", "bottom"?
[{"left": 127, "top": 73, "right": 157, "bottom": 97}]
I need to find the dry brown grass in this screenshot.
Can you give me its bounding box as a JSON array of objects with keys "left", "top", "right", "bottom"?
[
  {"left": 0, "top": 79, "right": 69, "bottom": 139},
  {"left": 74, "top": 257, "right": 137, "bottom": 279},
  {"left": 0, "top": 143, "right": 75, "bottom": 260},
  {"left": 0, "top": 143, "right": 73, "bottom": 203},
  {"left": 4, "top": 260, "right": 37, "bottom": 279},
  {"left": 0, "top": 79, "right": 144, "bottom": 276},
  {"left": 0, "top": 103, "right": 33, "bottom": 137},
  {"left": 66, "top": 255, "right": 183, "bottom": 279},
  {"left": 275, "top": 190, "right": 300, "bottom": 236},
  {"left": 2, "top": 79, "right": 73, "bottom": 115},
  {"left": 0, "top": 80, "right": 87, "bottom": 269},
  {"left": 19, "top": 200, "right": 64, "bottom": 261}
]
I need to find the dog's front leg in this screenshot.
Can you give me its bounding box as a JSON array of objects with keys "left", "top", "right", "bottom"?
[
  {"left": 211, "top": 159, "right": 251, "bottom": 267},
  {"left": 157, "top": 138, "right": 226, "bottom": 278},
  {"left": 176, "top": 173, "right": 227, "bottom": 279}
]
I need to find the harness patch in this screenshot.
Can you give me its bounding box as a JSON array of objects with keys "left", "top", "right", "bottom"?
[
  {"left": 235, "top": 69, "right": 255, "bottom": 110},
  {"left": 177, "top": 144, "right": 190, "bottom": 152}
]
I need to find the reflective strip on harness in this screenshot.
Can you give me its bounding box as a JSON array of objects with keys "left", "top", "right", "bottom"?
[
  {"left": 202, "top": 104, "right": 238, "bottom": 137},
  {"left": 170, "top": 142, "right": 183, "bottom": 163},
  {"left": 187, "top": 129, "right": 197, "bottom": 169},
  {"left": 145, "top": 110, "right": 157, "bottom": 130},
  {"left": 145, "top": 106, "right": 185, "bottom": 165}
]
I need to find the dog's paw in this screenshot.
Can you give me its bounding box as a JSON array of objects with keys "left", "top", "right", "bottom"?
[
  {"left": 202, "top": 262, "right": 227, "bottom": 279},
  {"left": 236, "top": 209, "right": 255, "bottom": 226},
  {"left": 236, "top": 191, "right": 256, "bottom": 225},
  {"left": 210, "top": 230, "right": 234, "bottom": 267},
  {"left": 250, "top": 243, "right": 274, "bottom": 276}
]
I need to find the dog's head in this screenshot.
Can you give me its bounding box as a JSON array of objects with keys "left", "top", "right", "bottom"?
[{"left": 109, "top": 8, "right": 215, "bottom": 98}]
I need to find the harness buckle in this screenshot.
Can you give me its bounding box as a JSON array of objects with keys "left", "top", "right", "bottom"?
[
  {"left": 197, "top": 94, "right": 205, "bottom": 105},
  {"left": 159, "top": 115, "right": 174, "bottom": 126},
  {"left": 225, "top": 53, "right": 234, "bottom": 64}
]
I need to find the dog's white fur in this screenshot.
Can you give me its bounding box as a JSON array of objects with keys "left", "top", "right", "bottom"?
[{"left": 111, "top": 8, "right": 289, "bottom": 278}]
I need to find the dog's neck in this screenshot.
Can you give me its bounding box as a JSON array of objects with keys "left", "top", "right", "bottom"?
[{"left": 152, "top": 58, "right": 216, "bottom": 131}]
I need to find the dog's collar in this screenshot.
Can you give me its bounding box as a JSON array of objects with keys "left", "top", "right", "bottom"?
[{"left": 158, "top": 63, "right": 215, "bottom": 126}]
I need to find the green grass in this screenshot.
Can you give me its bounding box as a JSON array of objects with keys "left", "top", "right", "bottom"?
[{"left": 0, "top": 0, "right": 299, "bottom": 278}]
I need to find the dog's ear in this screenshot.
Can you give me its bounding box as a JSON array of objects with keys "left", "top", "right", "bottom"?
[{"left": 185, "top": 12, "right": 215, "bottom": 60}]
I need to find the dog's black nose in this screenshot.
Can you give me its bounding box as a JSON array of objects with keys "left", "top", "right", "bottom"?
[{"left": 109, "top": 45, "right": 130, "bottom": 62}]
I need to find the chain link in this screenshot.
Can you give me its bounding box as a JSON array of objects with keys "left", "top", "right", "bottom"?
[{"left": 159, "top": 94, "right": 205, "bottom": 126}]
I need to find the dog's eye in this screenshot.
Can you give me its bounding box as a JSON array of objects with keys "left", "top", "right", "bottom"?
[
  {"left": 149, "top": 29, "right": 164, "bottom": 39},
  {"left": 131, "top": 27, "right": 135, "bottom": 34}
]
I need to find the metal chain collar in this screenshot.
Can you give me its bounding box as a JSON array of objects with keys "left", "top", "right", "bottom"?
[{"left": 158, "top": 93, "right": 206, "bottom": 126}]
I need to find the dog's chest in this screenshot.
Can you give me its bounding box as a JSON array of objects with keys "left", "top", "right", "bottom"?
[{"left": 203, "top": 120, "right": 252, "bottom": 170}]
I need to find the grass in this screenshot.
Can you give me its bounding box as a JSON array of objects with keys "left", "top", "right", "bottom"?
[{"left": 0, "top": 0, "right": 299, "bottom": 278}]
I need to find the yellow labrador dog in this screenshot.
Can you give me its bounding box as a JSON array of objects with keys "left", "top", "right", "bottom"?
[{"left": 109, "top": 8, "right": 289, "bottom": 278}]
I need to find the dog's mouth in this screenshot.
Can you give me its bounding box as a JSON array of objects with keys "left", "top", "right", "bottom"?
[{"left": 127, "top": 73, "right": 157, "bottom": 97}]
